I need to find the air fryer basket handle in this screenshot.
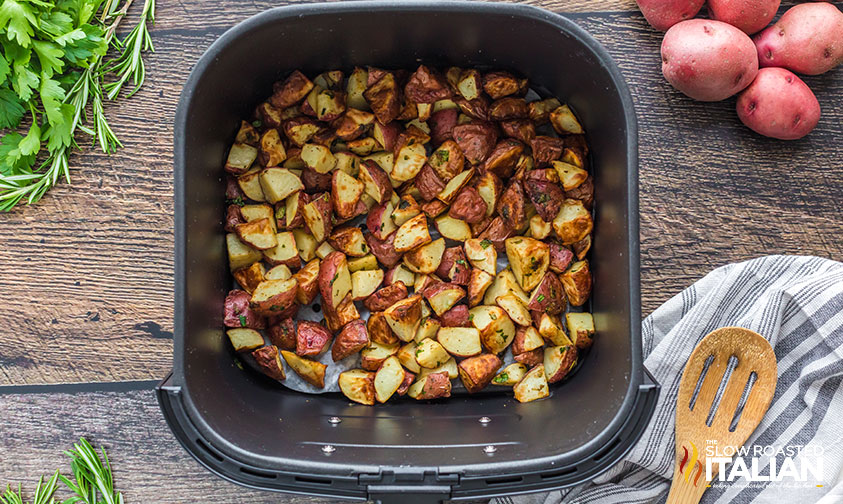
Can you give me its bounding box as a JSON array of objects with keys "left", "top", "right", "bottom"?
[{"left": 368, "top": 487, "right": 450, "bottom": 504}]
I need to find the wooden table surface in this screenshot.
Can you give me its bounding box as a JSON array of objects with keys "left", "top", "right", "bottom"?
[{"left": 1, "top": 0, "right": 841, "bottom": 501}]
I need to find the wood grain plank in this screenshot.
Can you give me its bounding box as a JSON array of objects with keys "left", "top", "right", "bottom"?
[{"left": 0, "top": 3, "right": 841, "bottom": 385}]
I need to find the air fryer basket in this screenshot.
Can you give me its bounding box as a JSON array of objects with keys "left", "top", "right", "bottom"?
[{"left": 158, "top": 2, "right": 659, "bottom": 502}]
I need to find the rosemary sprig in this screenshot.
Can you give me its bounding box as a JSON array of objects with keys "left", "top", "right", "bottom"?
[{"left": 1, "top": 471, "right": 60, "bottom": 504}]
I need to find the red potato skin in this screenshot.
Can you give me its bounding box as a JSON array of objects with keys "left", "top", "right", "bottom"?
[
  {"left": 500, "top": 119, "right": 536, "bottom": 145},
  {"left": 527, "top": 272, "right": 566, "bottom": 314},
  {"left": 224, "top": 204, "right": 244, "bottom": 233},
  {"left": 366, "top": 200, "right": 394, "bottom": 240},
  {"left": 364, "top": 281, "right": 409, "bottom": 312},
  {"left": 754, "top": 2, "right": 843, "bottom": 75},
  {"left": 332, "top": 319, "right": 370, "bottom": 361},
  {"left": 736, "top": 68, "right": 821, "bottom": 140},
  {"left": 548, "top": 243, "right": 575, "bottom": 273},
  {"left": 565, "top": 177, "right": 594, "bottom": 209},
  {"left": 531, "top": 136, "right": 565, "bottom": 166},
  {"left": 636, "top": 0, "right": 705, "bottom": 31},
  {"left": 708, "top": 0, "right": 780, "bottom": 35},
  {"left": 267, "top": 318, "right": 296, "bottom": 350},
  {"left": 418, "top": 371, "right": 452, "bottom": 399},
  {"left": 224, "top": 290, "right": 266, "bottom": 329},
  {"left": 525, "top": 180, "right": 565, "bottom": 222},
  {"left": 477, "top": 217, "right": 513, "bottom": 252},
  {"left": 435, "top": 247, "right": 471, "bottom": 285},
  {"left": 429, "top": 108, "right": 458, "bottom": 145},
  {"left": 318, "top": 251, "right": 348, "bottom": 309},
  {"left": 302, "top": 166, "right": 333, "bottom": 193},
  {"left": 439, "top": 304, "right": 471, "bottom": 327},
  {"left": 226, "top": 175, "right": 246, "bottom": 201},
  {"left": 452, "top": 123, "right": 499, "bottom": 165},
  {"left": 365, "top": 231, "right": 403, "bottom": 268},
  {"left": 404, "top": 65, "right": 453, "bottom": 103},
  {"left": 416, "top": 163, "right": 447, "bottom": 202},
  {"left": 296, "top": 320, "right": 333, "bottom": 357},
  {"left": 252, "top": 346, "right": 286, "bottom": 381},
  {"left": 423, "top": 281, "right": 466, "bottom": 307},
  {"left": 514, "top": 348, "right": 543, "bottom": 367},
  {"left": 448, "top": 186, "right": 487, "bottom": 224},
  {"left": 360, "top": 160, "right": 393, "bottom": 204},
  {"left": 396, "top": 370, "right": 415, "bottom": 396},
  {"left": 373, "top": 121, "right": 402, "bottom": 151},
  {"left": 661, "top": 19, "right": 759, "bottom": 102}
]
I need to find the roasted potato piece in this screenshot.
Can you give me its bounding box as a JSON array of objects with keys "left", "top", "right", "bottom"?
[
  {"left": 565, "top": 176, "right": 594, "bottom": 209},
  {"left": 414, "top": 316, "right": 440, "bottom": 343},
  {"left": 366, "top": 199, "right": 398, "bottom": 240},
  {"left": 281, "top": 350, "right": 326, "bottom": 388},
  {"left": 226, "top": 328, "right": 264, "bottom": 352},
  {"left": 392, "top": 194, "right": 421, "bottom": 226},
  {"left": 225, "top": 143, "right": 258, "bottom": 175},
  {"left": 428, "top": 140, "right": 464, "bottom": 180},
  {"left": 468, "top": 269, "right": 494, "bottom": 307},
  {"left": 514, "top": 348, "right": 544, "bottom": 367},
  {"left": 237, "top": 168, "right": 265, "bottom": 202},
  {"left": 500, "top": 119, "right": 536, "bottom": 145},
  {"left": 538, "top": 313, "right": 573, "bottom": 347},
  {"left": 397, "top": 341, "right": 422, "bottom": 373},
  {"left": 283, "top": 117, "right": 321, "bottom": 146},
  {"left": 396, "top": 369, "right": 415, "bottom": 396},
  {"left": 358, "top": 160, "right": 393, "bottom": 205},
  {"left": 458, "top": 354, "right": 502, "bottom": 393},
  {"left": 250, "top": 278, "right": 298, "bottom": 317},
  {"left": 529, "top": 214, "right": 552, "bottom": 240},
  {"left": 550, "top": 104, "right": 584, "bottom": 135},
  {"left": 531, "top": 136, "right": 565, "bottom": 166},
  {"left": 258, "top": 130, "right": 287, "bottom": 168},
  {"left": 345, "top": 67, "right": 369, "bottom": 110},
  {"left": 332, "top": 319, "right": 370, "bottom": 361},
  {"left": 252, "top": 345, "right": 286, "bottom": 381},
  {"left": 407, "top": 371, "right": 451, "bottom": 400},
  {"left": 302, "top": 193, "right": 333, "bottom": 242},
  {"left": 233, "top": 262, "right": 266, "bottom": 294},
  {"left": 483, "top": 71, "right": 521, "bottom": 99},
  {"left": 439, "top": 304, "right": 470, "bottom": 327},
  {"left": 415, "top": 338, "right": 451, "bottom": 369},
  {"left": 464, "top": 238, "right": 497, "bottom": 276},
  {"left": 271, "top": 70, "right": 314, "bottom": 108},
  {"left": 235, "top": 120, "right": 260, "bottom": 145},
  {"left": 483, "top": 269, "right": 529, "bottom": 306},
  {"left": 415, "top": 163, "right": 447, "bottom": 202},
  {"left": 525, "top": 180, "right": 565, "bottom": 222},
  {"left": 331, "top": 170, "right": 364, "bottom": 219},
  {"left": 318, "top": 251, "right": 352, "bottom": 309},
  {"left": 469, "top": 305, "right": 516, "bottom": 354},
  {"left": 324, "top": 293, "right": 360, "bottom": 333},
  {"left": 544, "top": 345, "right": 578, "bottom": 383},
  {"left": 474, "top": 171, "right": 503, "bottom": 217},
  {"left": 267, "top": 317, "right": 296, "bottom": 350},
  {"left": 292, "top": 228, "right": 318, "bottom": 262},
  {"left": 422, "top": 199, "right": 448, "bottom": 219},
  {"left": 392, "top": 141, "right": 427, "bottom": 182},
  {"left": 348, "top": 253, "right": 378, "bottom": 272},
  {"left": 526, "top": 271, "right": 566, "bottom": 315},
  {"left": 301, "top": 166, "right": 332, "bottom": 193},
  {"left": 372, "top": 121, "right": 401, "bottom": 151},
  {"left": 572, "top": 235, "right": 591, "bottom": 260},
  {"left": 403, "top": 237, "right": 445, "bottom": 274},
  {"left": 495, "top": 293, "right": 531, "bottom": 326},
  {"left": 266, "top": 264, "right": 292, "bottom": 281},
  {"left": 315, "top": 241, "right": 337, "bottom": 259},
  {"left": 404, "top": 65, "right": 452, "bottom": 103},
  {"left": 434, "top": 246, "right": 471, "bottom": 285},
  {"left": 374, "top": 355, "right": 406, "bottom": 403},
  {"left": 348, "top": 137, "right": 378, "bottom": 155},
  {"left": 235, "top": 218, "right": 277, "bottom": 250},
  {"left": 365, "top": 231, "right": 402, "bottom": 268},
  {"left": 551, "top": 161, "right": 588, "bottom": 191},
  {"left": 457, "top": 69, "right": 483, "bottom": 100},
  {"left": 301, "top": 143, "right": 336, "bottom": 174},
  {"left": 553, "top": 199, "right": 593, "bottom": 245},
  {"left": 339, "top": 369, "right": 376, "bottom": 405},
  {"left": 295, "top": 320, "right": 332, "bottom": 357},
  {"left": 361, "top": 341, "right": 400, "bottom": 371},
  {"left": 448, "top": 186, "right": 486, "bottom": 224},
  {"left": 528, "top": 97, "right": 561, "bottom": 124},
  {"left": 492, "top": 362, "right": 529, "bottom": 386},
  {"left": 334, "top": 108, "right": 374, "bottom": 141},
  {"left": 566, "top": 312, "right": 595, "bottom": 350},
  {"left": 496, "top": 180, "right": 528, "bottom": 231},
  {"left": 224, "top": 204, "right": 244, "bottom": 233},
  {"left": 263, "top": 231, "right": 300, "bottom": 268},
  {"left": 435, "top": 215, "right": 472, "bottom": 242},
  {"left": 423, "top": 282, "right": 466, "bottom": 316},
  {"left": 548, "top": 243, "right": 575, "bottom": 274},
  {"left": 437, "top": 326, "right": 482, "bottom": 358},
  {"left": 489, "top": 97, "right": 529, "bottom": 121},
  {"left": 513, "top": 326, "right": 544, "bottom": 355},
  {"left": 224, "top": 289, "right": 265, "bottom": 329},
  {"left": 364, "top": 281, "right": 408, "bottom": 312},
  {"left": 505, "top": 237, "right": 550, "bottom": 292},
  {"left": 437, "top": 168, "right": 475, "bottom": 204},
  {"left": 328, "top": 226, "right": 369, "bottom": 257},
  {"left": 350, "top": 268, "right": 384, "bottom": 301},
  {"left": 384, "top": 294, "right": 423, "bottom": 342},
  {"left": 364, "top": 72, "right": 400, "bottom": 124},
  {"left": 452, "top": 122, "right": 498, "bottom": 165},
  {"left": 561, "top": 260, "right": 592, "bottom": 307},
  {"left": 394, "top": 213, "right": 431, "bottom": 252},
  {"left": 368, "top": 311, "right": 398, "bottom": 345},
  {"left": 513, "top": 363, "right": 549, "bottom": 403},
  {"left": 418, "top": 357, "right": 458, "bottom": 380},
  {"left": 429, "top": 107, "right": 458, "bottom": 145}
]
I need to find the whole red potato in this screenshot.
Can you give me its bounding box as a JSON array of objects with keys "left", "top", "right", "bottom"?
[
  {"left": 736, "top": 68, "right": 821, "bottom": 140},
  {"left": 707, "top": 0, "right": 780, "bottom": 35},
  {"left": 661, "top": 19, "right": 759, "bottom": 101},
  {"left": 636, "top": 0, "right": 705, "bottom": 31},
  {"left": 754, "top": 2, "right": 843, "bottom": 75}
]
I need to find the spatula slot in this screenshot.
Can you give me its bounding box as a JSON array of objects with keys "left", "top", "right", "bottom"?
[
  {"left": 728, "top": 371, "right": 758, "bottom": 432},
  {"left": 689, "top": 354, "right": 715, "bottom": 411},
  {"left": 705, "top": 355, "right": 739, "bottom": 427}
]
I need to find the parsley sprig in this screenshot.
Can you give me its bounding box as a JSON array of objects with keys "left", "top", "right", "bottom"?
[{"left": 0, "top": 0, "right": 156, "bottom": 211}]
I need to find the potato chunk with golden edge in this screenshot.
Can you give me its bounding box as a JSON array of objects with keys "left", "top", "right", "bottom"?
[
  {"left": 332, "top": 319, "right": 369, "bottom": 362},
  {"left": 392, "top": 194, "right": 421, "bottom": 227},
  {"left": 235, "top": 218, "right": 277, "bottom": 251},
  {"left": 469, "top": 305, "right": 516, "bottom": 354},
  {"left": 495, "top": 293, "right": 531, "bottom": 326},
  {"left": 549, "top": 104, "right": 584, "bottom": 135},
  {"left": 250, "top": 278, "right": 297, "bottom": 317},
  {"left": 331, "top": 170, "right": 364, "bottom": 219},
  {"left": 437, "top": 327, "right": 482, "bottom": 358},
  {"left": 464, "top": 238, "right": 497, "bottom": 276},
  {"left": 468, "top": 269, "right": 494, "bottom": 307},
  {"left": 226, "top": 233, "right": 262, "bottom": 271},
  {"left": 252, "top": 345, "right": 286, "bottom": 381},
  {"left": 407, "top": 371, "right": 451, "bottom": 400},
  {"left": 437, "top": 168, "right": 475, "bottom": 204},
  {"left": 566, "top": 312, "right": 595, "bottom": 350},
  {"left": 538, "top": 313, "right": 573, "bottom": 347},
  {"left": 513, "top": 364, "right": 549, "bottom": 403},
  {"left": 458, "top": 354, "right": 502, "bottom": 393},
  {"left": 403, "top": 238, "right": 445, "bottom": 275},
  {"left": 292, "top": 258, "right": 320, "bottom": 305},
  {"left": 391, "top": 142, "right": 427, "bottom": 182},
  {"left": 368, "top": 311, "right": 397, "bottom": 346},
  {"left": 512, "top": 326, "right": 544, "bottom": 355},
  {"left": 360, "top": 341, "right": 400, "bottom": 371},
  {"left": 483, "top": 269, "right": 529, "bottom": 306},
  {"left": 544, "top": 345, "right": 578, "bottom": 383},
  {"left": 414, "top": 317, "right": 440, "bottom": 344},
  {"left": 237, "top": 168, "right": 265, "bottom": 202},
  {"left": 348, "top": 254, "right": 378, "bottom": 272},
  {"left": 259, "top": 167, "right": 303, "bottom": 206},
  {"left": 266, "top": 264, "right": 292, "bottom": 281},
  {"left": 318, "top": 251, "right": 351, "bottom": 309},
  {"left": 384, "top": 294, "right": 423, "bottom": 342},
  {"left": 394, "top": 213, "right": 431, "bottom": 253},
  {"left": 270, "top": 70, "right": 314, "bottom": 109},
  {"left": 492, "top": 362, "right": 529, "bottom": 386},
  {"left": 551, "top": 160, "right": 588, "bottom": 191},
  {"left": 358, "top": 160, "right": 393, "bottom": 205},
  {"left": 281, "top": 350, "right": 326, "bottom": 388},
  {"left": 328, "top": 226, "right": 369, "bottom": 257},
  {"left": 384, "top": 263, "right": 415, "bottom": 287},
  {"left": 529, "top": 214, "right": 552, "bottom": 240},
  {"left": 292, "top": 229, "right": 318, "bottom": 262},
  {"left": 457, "top": 69, "right": 482, "bottom": 100},
  {"left": 373, "top": 355, "right": 405, "bottom": 403},
  {"left": 263, "top": 231, "right": 300, "bottom": 268},
  {"left": 338, "top": 369, "right": 376, "bottom": 405},
  {"left": 561, "top": 260, "right": 592, "bottom": 307},
  {"left": 414, "top": 338, "right": 451, "bottom": 369},
  {"left": 346, "top": 67, "right": 369, "bottom": 110},
  {"left": 483, "top": 71, "right": 521, "bottom": 99},
  {"left": 435, "top": 215, "right": 472, "bottom": 242},
  {"left": 226, "top": 328, "right": 264, "bottom": 352},
  {"left": 225, "top": 143, "right": 258, "bottom": 175},
  {"left": 302, "top": 193, "right": 332, "bottom": 243},
  {"left": 364, "top": 72, "right": 401, "bottom": 124},
  {"left": 301, "top": 143, "right": 336, "bottom": 174},
  {"left": 504, "top": 237, "right": 549, "bottom": 292},
  {"left": 423, "top": 282, "right": 465, "bottom": 316},
  {"left": 233, "top": 262, "right": 266, "bottom": 294},
  {"left": 397, "top": 341, "right": 422, "bottom": 373},
  {"left": 351, "top": 269, "right": 384, "bottom": 301}
]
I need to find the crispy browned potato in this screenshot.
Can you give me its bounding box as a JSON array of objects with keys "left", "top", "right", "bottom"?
[
  {"left": 468, "top": 269, "right": 494, "bottom": 307},
  {"left": 296, "top": 320, "right": 332, "bottom": 357},
  {"left": 358, "top": 160, "right": 393, "bottom": 205},
  {"left": 552, "top": 199, "right": 593, "bottom": 245},
  {"left": 281, "top": 350, "right": 326, "bottom": 388},
  {"left": 235, "top": 218, "right": 277, "bottom": 250},
  {"left": 392, "top": 194, "right": 421, "bottom": 226},
  {"left": 250, "top": 278, "right": 298, "bottom": 317},
  {"left": 514, "top": 347, "right": 543, "bottom": 367},
  {"left": 453, "top": 122, "right": 498, "bottom": 165},
  {"left": 252, "top": 345, "right": 287, "bottom": 381},
  {"left": 384, "top": 294, "right": 423, "bottom": 342},
  {"left": 338, "top": 369, "right": 376, "bottom": 405},
  {"left": 364, "top": 72, "right": 400, "bottom": 124},
  {"left": 489, "top": 97, "right": 529, "bottom": 120},
  {"left": 491, "top": 362, "right": 529, "bottom": 386},
  {"left": 224, "top": 289, "right": 265, "bottom": 329},
  {"left": 317, "top": 251, "right": 352, "bottom": 310},
  {"left": 270, "top": 70, "right": 314, "bottom": 108},
  {"left": 572, "top": 234, "right": 591, "bottom": 260},
  {"left": 566, "top": 312, "right": 595, "bottom": 350},
  {"left": 396, "top": 369, "right": 415, "bottom": 396},
  {"left": 458, "top": 354, "right": 502, "bottom": 393},
  {"left": 561, "top": 260, "right": 592, "bottom": 307},
  {"left": 435, "top": 246, "right": 471, "bottom": 285},
  {"left": 324, "top": 293, "right": 360, "bottom": 333},
  {"left": 483, "top": 71, "right": 521, "bottom": 99},
  {"left": 328, "top": 226, "right": 369, "bottom": 257},
  {"left": 403, "top": 237, "right": 445, "bottom": 275},
  {"left": 483, "top": 139, "right": 524, "bottom": 179},
  {"left": 263, "top": 231, "right": 300, "bottom": 269},
  {"left": 404, "top": 65, "right": 453, "bottom": 103},
  {"left": 455, "top": 96, "right": 490, "bottom": 121},
  {"left": 513, "top": 363, "right": 549, "bottom": 403},
  {"left": 544, "top": 345, "right": 578, "bottom": 383},
  {"left": 526, "top": 272, "right": 566, "bottom": 314},
  {"left": 416, "top": 163, "right": 447, "bottom": 202},
  {"left": 476, "top": 217, "right": 513, "bottom": 252},
  {"left": 331, "top": 170, "right": 364, "bottom": 219},
  {"left": 448, "top": 186, "right": 486, "bottom": 224},
  {"left": 428, "top": 140, "right": 465, "bottom": 180},
  {"left": 423, "top": 282, "right": 466, "bottom": 316},
  {"left": 473, "top": 171, "right": 503, "bottom": 217},
  {"left": 360, "top": 340, "right": 400, "bottom": 371},
  {"left": 407, "top": 371, "right": 451, "bottom": 400},
  {"left": 525, "top": 180, "right": 565, "bottom": 222},
  {"left": 292, "top": 258, "right": 320, "bottom": 305},
  {"left": 496, "top": 181, "right": 528, "bottom": 231},
  {"left": 282, "top": 116, "right": 321, "bottom": 146},
  {"left": 531, "top": 136, "right": 565, "bottom": 166},
  {"left": 512, "top": 326, "right": 544, "bottom": 355},
  {"left": 235, "top": 120, "right": 260, "bottom": 146},
  {"left": 457, "top": 69, "right": 483, "bottom": 100},
  {"left": 469, "top": 304, "right": 516, "bottom": 354},
  {"left": 225, "top": 204, "right": 245, "bottom": 234},
  {"left": 368, "top": 311, "right": 398, "bottom": 345},
  {"left": 528, "top": 98, "right": 561, "bottom": 124},
  {"left": 332, "top": 319, "right": 370, "bottom": 361},
  {"left": 422, "top": 199, "right": 449, "bottom": 219},
  {"left": 364, "top": 281, "right": 408, "bottom": 312},
  {"left": 302, "top": 192, "right": 333, "bottom": 242},
  {"left": 565, "top": 176, "right": 594, "bottom": 209},
  {"left": 267, "top": 318, "right": 296, "bottom": 350},
  {"left": 233, "top": 262, "right": 266, "bottom": 294},
  {"left": 500, "top": 119, "right": 536, "bottom": 145},
  {"left": 366, "top": 199, "right": 397, "bottom": 240},
  {"left": 394, "top": 213, "right": 431, "bottom": 252},
  {"left": 333, "top": 108, "right": 375, "bottom": 141}
]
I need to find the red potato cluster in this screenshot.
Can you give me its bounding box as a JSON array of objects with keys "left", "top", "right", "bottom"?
[
  {"left": 638, "top": 1, "right": 842, "bottom": 140},
  {"left": 223, "top": 65, "right": 599, "bottom": 405}
]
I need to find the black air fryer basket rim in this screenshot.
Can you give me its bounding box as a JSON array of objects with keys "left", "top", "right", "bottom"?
[{"left": 162, "top": 1, "right": 657, "bottom": 502}]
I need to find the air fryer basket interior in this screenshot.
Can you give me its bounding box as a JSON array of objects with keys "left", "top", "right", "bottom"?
[{"left": 161, "top": 2, "right": 657, "bottom": 501}]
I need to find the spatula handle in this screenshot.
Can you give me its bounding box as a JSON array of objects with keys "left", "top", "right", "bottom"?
[{"left": 666, "top": 463, "right": 708, "bottom": 504}]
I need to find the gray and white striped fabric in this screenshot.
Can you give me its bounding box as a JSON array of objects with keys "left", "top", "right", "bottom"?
[{"left": 495, "top": 255, "right": 843, "bottom": 504}]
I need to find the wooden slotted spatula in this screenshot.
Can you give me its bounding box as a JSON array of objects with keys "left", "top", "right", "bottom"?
[{"left": 666, "top": 327, "right": 778, "bottom": 504}]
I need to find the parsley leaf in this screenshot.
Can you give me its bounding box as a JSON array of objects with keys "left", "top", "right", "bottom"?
[
  {"left": 480, "top": 239, "right": 492, "bottom": 249},
  {"left": 536, "top": 294, "right": 545, "bottom": 303},
  {"left": 239, "top": 315, "right": 247, "bottom": 327},
  {"left": 0, "top": 87, "right": 25, "bottom": 128},
  {"left": 0, "top": 0, "right": 38, "bottom": 47},
  {"left": 32, "top": 40, "right": 64, "bottom": 78},
  {"left": 40, "top": 76, "right": 66, "bottom": 125}
]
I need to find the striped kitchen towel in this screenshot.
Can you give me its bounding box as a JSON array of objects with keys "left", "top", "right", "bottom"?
[{"left": 495, "top": 255, "right": 843, "bottom": 504}]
